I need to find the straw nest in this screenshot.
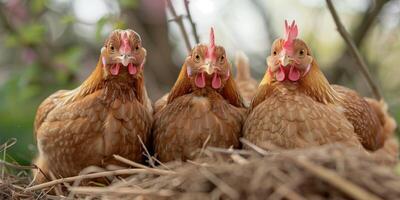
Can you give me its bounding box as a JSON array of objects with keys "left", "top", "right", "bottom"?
[{"left": 1, "top": 139, "right": 400, "bottom": 200}]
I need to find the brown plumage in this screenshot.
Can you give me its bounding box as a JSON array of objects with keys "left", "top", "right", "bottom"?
[
  {"left": 33, "top": 30, "right": 152, "bottom": 184},
  {"left": 153, "top": 29, "right": 246, "bottom": 162},
  {"left": 234, "top": 51, "right": 258, "bottom": 106},
  {"left": 244, "top": 20, "right": 397, "bottom": 152},
  {"left": 364, "top": 98, "right": 398, "bottom": 160},
  {"left": 244, "top": 20, "right": 392, "bottom": 150},
  {"left": 243, "top": 77, "right": 361, "bottom": 149},
  {"left": 331, "top": 85, "right": 385, "bottom": 150}
]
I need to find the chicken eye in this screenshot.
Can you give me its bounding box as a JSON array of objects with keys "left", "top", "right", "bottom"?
[
  {"left": 299, "top": 49, "right": 305, "bottom": 56},
  {"left": 220, "top": 55, "right": 225, "bottom": 63},
  {"left": 110, "top": 45, "right": 114, "bottom": 51},
  {"left": 135, "top": 45, "right": 140, "bottom": 51},
  {"left": 194, "top": 54, "right": 200, "bottom": 62},
  {"left": 273, "top": 51, "right": 277, "bottom": 56}
]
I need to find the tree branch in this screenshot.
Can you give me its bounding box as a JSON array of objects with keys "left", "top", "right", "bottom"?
[
  {"left": 326, "top": 0, "right": 382, "bottom": 100},
  {"left": 166, "top": 0, "right": 192, "bottom": 53},
  {"left": 328, "top": 0, "right": 389, "bottom": 85},
  {"left": 183, "top": 0, "right": 200, "bottom": 43},
  {"left": 352, "top": 0, "right": 389, "bottom": 47},
  {"left": 250, "top": 0, "right": 277, "bottom": 44}
]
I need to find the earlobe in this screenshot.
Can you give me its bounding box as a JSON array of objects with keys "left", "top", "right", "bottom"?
[
  {"left": 303, "top": 56, "right": 313, "bottom": 76},
  {"left": 101, "top": 47, "right": 106, "bottom": 54},
  {"left": 224, "top": 69, "right": 230, "bottom": 81},
  {"left": 186, "top": 64, "right": 192, "bottom": 77},
  {"left": 102, "top": 56, "right": 106, "bottom": 67}
]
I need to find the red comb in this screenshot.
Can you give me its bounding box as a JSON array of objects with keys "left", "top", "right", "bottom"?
[
  {"left": 120, "top": 31, "right": 131, "bottom": 54},
  {"left": 283, "top": 20, "right": 298, "bottom": 54},
  {"left": 206, "top": 27, "right": 216, "bottom": 61}
]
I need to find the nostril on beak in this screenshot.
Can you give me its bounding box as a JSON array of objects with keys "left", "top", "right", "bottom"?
[
  {"left": 121, "top": 55, "right": 130, "bottom": 66},
  {"left": 280, "top": 55, "right": 290, "bottom": 67},
  {"left": 205, "top": 63, "right": 213, "bottom": 75}
]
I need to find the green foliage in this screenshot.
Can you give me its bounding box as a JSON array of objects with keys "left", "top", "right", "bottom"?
[
  {"left": 96, "top": 16, "right": 109, "bottom": 41},
  {"left": 30, "top": 0, "right": 49, "bottom": 14},
  {"left": 54, "top": 46, "right": 84, "bottom": 84},
  {"left": 20, "top": 24, "right": 46, "bottom": 45},
  {"left": 4, "top": 33, "right": 19, "bottom": 47},
  {"left": 113, "top": 20, "right": 126, "bottom": 30},
  {"left": 119, "top": 0, "right": 139, "bottom": 9},
  {"left": 60, "top": 15, "right": 77, "bottom": 25},
  {"left": 0, "top": 75, "right": 40, "bottom": 164}
]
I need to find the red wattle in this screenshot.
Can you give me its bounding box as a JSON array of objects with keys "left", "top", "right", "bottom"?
[
  {"left": 128, "top": 63, "right": 137, "bottom": 75},
  {"left": 288, "top": 66, "right": 300, "bottom": 81},
  {"left": 110, "top": 63, "right": 120, "bottom": 75},
  {"left": 195, "top": 72, "right": 206, "bottom": 88},
  {"left": 276, "top": 67, "right": 285, "bottom": 81},
  {"left": 212, "top": 73, "right": 222, "bottom": 89}
]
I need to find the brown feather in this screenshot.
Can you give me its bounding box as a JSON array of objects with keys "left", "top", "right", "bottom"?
[
  {"left": 154, "top": 89, "right": 245, "bottom": 162},
  {"left": 244, "top": 82, "right": 361, "bottom": 150},
  {"left": 33, "top": 54, "right": 152, "bottom": 184},
  {"left": 167, "top": 63, "right": 192, "bottom": 104},
  {"left": 220, "top": 76, "right": 245, "bottom": 108}
]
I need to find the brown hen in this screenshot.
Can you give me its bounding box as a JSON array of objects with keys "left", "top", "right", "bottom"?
[
  {"left": 153, "top": 28, "right": 246, "bottom": 162},
  {"left": 33, "top": 30, "right": 153, "bottom": 184},
  {"left": 245, "top": 21, "right": 396, "bottom": 152},
  {"left": 244, "top": 20, "right": 381, "bottom": 150}
]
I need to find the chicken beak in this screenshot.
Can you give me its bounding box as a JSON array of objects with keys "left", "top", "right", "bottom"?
[
  {"left": 121, "top": 55, "right": 130, "bottom": 67},
  {"left": 205, "top": 63, "right": 213, "bottom": 75},
  {"left": 280, "top": 54, "right": 290, "bottom": 67},
  {"left": 202, "top": 59, "right": 214, "bottom": 75}
]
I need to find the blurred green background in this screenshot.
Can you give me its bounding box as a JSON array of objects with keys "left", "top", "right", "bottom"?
[{"left": 0, "top": 0, "right": 399, "bottom": 165}]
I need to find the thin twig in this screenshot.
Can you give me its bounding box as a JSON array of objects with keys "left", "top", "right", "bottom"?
[
  {"left": 273, "top": 184, "right": 307, "bottom": 200},
  {"left": 137, "top": 135, "right": 155, "bottom": 167},
  {"left": 326, "top": 0, "right": 382, "bottom": 100},
  {"left": 25, "top": 168, "right": 175, "bottom": 191},
  {"left": 183, "top": 0, "right": 200, "bottom": 43},
  {"left": 113, "top": 154, "right": 150, "bottom": 169},
  {"left": 199, "top": 168, "right": 240, "bottom": 199},
  {"left": 206, "top": 146, "right": 255, "bottom": 156},
  {"left": 0, "top": 138, "right": 17, "bottom": 152},
  {"left": 240, "top": 138, "right": 270, "bottom": 156},
  {"left": 230, "top": 154, "right": 249, "bottom": 165},
  {"left": 151, "top": 156, "right": 172, "bottom": 170},
  {"left": 113, "top": 154, "right": 174, "bottom": 175},
  {"left": 69, "top": 186, "right": 175, "bottom": 197},
  {"left": 198, "top": 134, "right": 212, "bottom": 157},
  {"left": 0, "top": 160, "right": 37, "bottom": 170},
  {"left": 1, "top": 138, "right": 17, "bottom": 179},
  {"left": 166, "top": 0, "right": 192, "bottom": 52},
  {"left": 295, "top": 157, "right": 382, "bottom": 200}
]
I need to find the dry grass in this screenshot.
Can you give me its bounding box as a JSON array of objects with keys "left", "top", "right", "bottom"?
[{"left": 1, "top": 140, "right": 400, "bottom": 200}]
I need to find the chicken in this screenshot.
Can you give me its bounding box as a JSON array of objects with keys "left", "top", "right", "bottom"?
[
  {"left": 152, "top": 28, "right": 246, "bottom": 162},
  {"left": 32, "top": 29, "right": 152, "bottom": 184},
  {"left": 235, "top": 51, "right": 258, "bottom": 107},
  {"left": 243, "top": 20, "right": 375, "bottom": 150},
  {"left": 330, "top": 85, "right": 386, "bottom": 150},
  {"left": 365, "top": 98, "right": 398, "bottom": 161}
]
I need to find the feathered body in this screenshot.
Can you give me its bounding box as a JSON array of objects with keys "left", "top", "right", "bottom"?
[
  {"left": 153, "top": 29, "right": 246, "bottom": 162},
  {"left": 244, "top": 61, "right": 361, "bottom": 149},
  {"left": 33, "top": 30, "right": 152, "bottom": 183},
  {"left": 244, "top": 21, "right": 390, "bottom": 151}
]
